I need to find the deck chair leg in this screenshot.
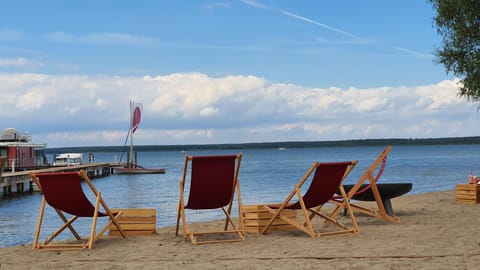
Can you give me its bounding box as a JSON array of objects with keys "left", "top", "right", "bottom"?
[
  {"left": 87, "top": 192, "right": 102, "bottom": 249},
  {"left": 236, "top": 183, "right": 244, "bottom": 232},
  {"left": 43, "top": 215, "right": 79, "bottom": 246},
  {"left": 321, "top": 202, "right": 343, "bottom": 227},
  {"left": 297, "top": 191, "right": 317, "bottom": 237},
  {"left": 370, "top": 182, "right": 401, "bottom": 224},
  {"left": 33, "top": 197, "right": 47, "bottom": 250},
  {"left": 222, "top": 207, "right": 238, "bottom": 231},
  {"left": 176, "top": 171, "right": 187, "bottom": 237},
  {"left": 262, "top": 183, "right": 301, "bottom": 234},
  {"left": 222, "top": 207, "right": 245, "bottom": 241},
  {"left": 175, "top": 204, "right": 181, "bottom": 236},
  {"left": 99, "top": 200, "right": 126, "bottom": 239},
  {"left": 180, "top": 208, "right": 190, "bottom": 238},
  {"left": 261, "top": 205, "right": 284, "bottom": 234},
  {"left": 262, "top": 201, "right": 314, "bottom": 237},
  {"left": 54, "top": 208, "right": 82, "bottom": 240},
  {"left": 343, "top": 200, "right": 359, "bottom": 233},
  {"left": 97, "top": 210, "right": 123, "bottom": 241},
  {"left": 224, "top": 201, "right": 234, "bottom": 230}
]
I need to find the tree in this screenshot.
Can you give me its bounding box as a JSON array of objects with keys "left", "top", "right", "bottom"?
[{"left": 429, "top": 0, "right": 480, "bottom": 101}]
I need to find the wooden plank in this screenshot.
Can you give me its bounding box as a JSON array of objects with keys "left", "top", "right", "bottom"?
[
  {"left": 243, "top": 211, "right": 296, "bottom": 219},
  {"left": 244, "top": 224, "right": 296, "bottom": 233},
  {"left": 456, "top": 184, "right": 480, "bottom": 204},
  {"left": 109, "top": 223, "right": 156, "bottom": 231},
  {"left": 109, "top": 230, "right": 156, "bottom": 237},
  {"left": 114, "top": 208, "right": 157, "bottom": 216},
  {"left": 241, "top": 204, "right": 297, "bottom": 233},
  {"left": 108, "top": 208, "right": 156, "bottom": 236},
  {"left": 116, "top": 216, "right": 156, "bottom": 223}
]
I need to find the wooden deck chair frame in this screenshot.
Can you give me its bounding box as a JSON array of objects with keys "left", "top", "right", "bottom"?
[
  {"left": 261, "top": 160, "right": 359, "bottom": 238},
  {"left": 328, "top": 146, "right": 401, "bottom": 224},
  {"left": 175, "top": 153, "right": 244, "bottom": 244},
  {"left": 30, "top": 170, "right": 126, "bottom": 250}
]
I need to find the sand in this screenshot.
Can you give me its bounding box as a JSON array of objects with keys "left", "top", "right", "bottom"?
[{"left": 1, "top": 190, "right": 480, "bottom": 270}]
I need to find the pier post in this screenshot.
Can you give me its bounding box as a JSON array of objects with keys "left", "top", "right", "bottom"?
[
  {"left": 16, "top": 182, "right": 24, "bottom": 194},
  {"left": 3, "top": 186, "right": 12, "bottom": 197}
]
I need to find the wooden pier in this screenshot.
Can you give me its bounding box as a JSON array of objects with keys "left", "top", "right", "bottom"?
[{"left": 0, "top": 162, "right": 124, "bottom": 197}]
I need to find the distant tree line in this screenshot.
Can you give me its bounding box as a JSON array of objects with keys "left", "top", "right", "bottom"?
[{"left": 44, "top": 136, "right": 480, "bottom": 154}]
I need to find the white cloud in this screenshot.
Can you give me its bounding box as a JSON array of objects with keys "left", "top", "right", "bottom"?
[
  {"left": 0, "top": 29, "right": 25, "bottom": 40},
  {"left": 0, "top": 72, "right": 476, "bottom": 147},
  {"left": 0, "top": 57, "right": 44, "bottom": 70},
  {"left": 0, "top": 57, "right": 29, "bottom": 67},
  {"left": 45, "top": 32, "right": 158, "bottom": 46}
]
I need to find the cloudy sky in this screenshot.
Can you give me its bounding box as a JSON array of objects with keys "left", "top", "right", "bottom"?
[{"left": 0, "top": 1, "right": 477, "bottom": 147}]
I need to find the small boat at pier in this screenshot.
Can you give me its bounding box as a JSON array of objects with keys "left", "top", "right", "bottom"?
[
  {"left": 52, "top": 153, "right": 83, "bottom": 166},
  {"left": 114, "top": 165, "right": 165, "bottom": 174}
]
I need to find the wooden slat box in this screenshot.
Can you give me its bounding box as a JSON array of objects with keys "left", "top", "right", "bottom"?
[
  {"left": 108, "top": 208, "right": 156, "bottom": 236},
  {"left": 456, "top": 184, "right": 480, "bottom": 204},
  {"left": 241, "top": 204, "right": 297, "bottom": 233}
]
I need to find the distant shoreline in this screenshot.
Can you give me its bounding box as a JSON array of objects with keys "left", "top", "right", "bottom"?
[{"left": 44, "top": 136, "right": 480, "bottom": 153}]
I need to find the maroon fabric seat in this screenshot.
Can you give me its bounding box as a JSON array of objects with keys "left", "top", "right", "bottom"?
[
  {"left": 284, "top": 162, "right": 353, "bottom": 210},
  {"left": 185, "top": 155, "right": 237, "bottom": 210},
  {"left": 37, "top": 172, "right": 107, "bottom": 217}
]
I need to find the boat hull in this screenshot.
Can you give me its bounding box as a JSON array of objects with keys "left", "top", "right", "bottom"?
[{"left": 113, "top": 167, "right": 166, "bottom": 174}]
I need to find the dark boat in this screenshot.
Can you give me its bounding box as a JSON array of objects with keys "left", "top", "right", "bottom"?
[{"left": 114, "top": 165, "right": 165, "bottom": 174}]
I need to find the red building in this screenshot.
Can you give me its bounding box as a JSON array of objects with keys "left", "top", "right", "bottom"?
[{"left": 0, "top": 128, "right": 47, "bottom": 171}]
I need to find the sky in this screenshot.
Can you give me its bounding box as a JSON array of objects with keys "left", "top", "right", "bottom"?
[{"left": 0, "top": 1, "right": 478, "bottom": 148}]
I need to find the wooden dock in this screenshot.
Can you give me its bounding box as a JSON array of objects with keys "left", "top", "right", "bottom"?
[{"left": 0, "top": 162, "right": 124, "bottom": 197}]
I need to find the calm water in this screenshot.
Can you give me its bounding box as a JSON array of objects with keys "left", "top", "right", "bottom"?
[{"left": 1, "top": 144, "right": 479, "bottom": 247}]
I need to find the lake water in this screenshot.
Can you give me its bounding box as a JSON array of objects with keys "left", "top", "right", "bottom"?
[{"left": 1, "top": 144, "right": 479, "bottom": 247}]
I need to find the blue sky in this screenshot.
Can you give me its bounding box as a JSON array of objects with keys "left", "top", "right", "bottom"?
[{"left": 0, "top": 1, "right": 477, "bottom": 147}]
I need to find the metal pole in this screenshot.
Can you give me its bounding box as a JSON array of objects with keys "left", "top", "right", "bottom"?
[{"left": 129, "top": 100, "right": 134, "bottom": 168}]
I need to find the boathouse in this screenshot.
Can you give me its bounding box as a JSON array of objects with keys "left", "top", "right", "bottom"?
[{"left": 0, "top": 128, "right": 48, "bottom": 171}]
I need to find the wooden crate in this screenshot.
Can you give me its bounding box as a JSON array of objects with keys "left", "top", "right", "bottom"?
[
  {"left": 108, "top": 208, "right": 156, "bottom": 236},
  {"left": 456, "top": 184, "right": 480, "bottom": 204},
  {"left": 241, "top": 204, "right": 297, "bottom": 233}
]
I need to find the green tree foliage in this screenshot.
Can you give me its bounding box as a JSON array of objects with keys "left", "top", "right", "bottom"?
[{"left": 429, "top": 0, "right": 480, "bottom": 101}]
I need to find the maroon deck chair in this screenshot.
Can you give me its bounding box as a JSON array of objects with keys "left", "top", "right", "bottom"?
[
  {"left": 261, "top": 161, "right": 359, "bottom": 238},
  {"left": 175, "top": 153, "right": 244, "bottom": 244},
  {"left": 30, "top": 170, "right": 126, "bottom": 250}
]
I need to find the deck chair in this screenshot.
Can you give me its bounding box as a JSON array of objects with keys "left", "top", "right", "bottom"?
[
  {"left": 175, "top": 153, "right": 244, "bottom": 244},
  {"left": 30, "top": 170, "right": 126, "bottom": 250},
  {"left": 328, "top": 146, "right": 405, "bottom": 224},
  {"left": 261, "top": 160, "right": 359, "bottom": 238}
]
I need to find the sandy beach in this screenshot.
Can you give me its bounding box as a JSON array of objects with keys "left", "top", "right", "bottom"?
[{"left": 1, "top": 190, "right": 480, "bottom": 269}]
